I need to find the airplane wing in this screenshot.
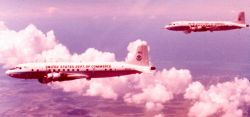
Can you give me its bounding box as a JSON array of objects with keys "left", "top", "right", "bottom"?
[
  {"left": 189, "top": 26, "right": 209, "bottom": 32},
  {"left": 190, "top": 26, "right": 206, "bottom": 30},
  {"left": 39, "top": 72, "right": 91, "bottom": 84}
]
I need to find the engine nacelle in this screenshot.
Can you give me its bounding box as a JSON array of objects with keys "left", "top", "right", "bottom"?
[
  {"left": 197, "top": 26, "right": 203, "bottom": 29},
  {"left": 38, "top": 73, "right": 62, "bottom": 84},
  {"left": 47, "top": 73, "right": 61, "bottom": 79},
  {"left": 38, "top": 73, "right": 79, "bottom": 84},
  {"left": 190, "top": 26, "right": 196, "bottom": 30}
]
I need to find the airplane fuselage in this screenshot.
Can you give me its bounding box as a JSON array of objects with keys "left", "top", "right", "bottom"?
[
  {"left": 6, "top": 62, "right": 155, "bottom": 84},
  {"left": 6, "top": 40, "right": 154, "bottom": 84}
]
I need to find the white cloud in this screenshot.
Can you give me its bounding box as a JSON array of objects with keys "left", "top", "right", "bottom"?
[
  {"left": 0, "top": 24, "right": 57, "bottom": 68},
  {"left": 185, "top": 78, "right": 250, "bottom": 117},
  {"left": 154, "top": 113, "right": 165, "bottom": 117}
]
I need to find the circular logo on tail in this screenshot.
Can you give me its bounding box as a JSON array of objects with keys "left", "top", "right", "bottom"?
[{"left": 136, "top": 55, "right": 142, "bottom": 61}]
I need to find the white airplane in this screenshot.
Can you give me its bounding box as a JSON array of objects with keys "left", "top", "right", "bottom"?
[
  {"left": 164, "top": 11, "right": 249, "bottom": 34},
  {"left": 6, "top": 44, "right": 156, "bottom": 84}
]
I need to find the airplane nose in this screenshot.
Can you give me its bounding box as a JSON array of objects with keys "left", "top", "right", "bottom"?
[
  {"left": 164, "top": 25, "right": 173, "bottom": 30},
  {"left": 164, "top": 25, "right": 170, "bottom": 29},
  {"left": 5, "top": 70, "right": 10, "bottom": 75},
  {"left": 5, "top": 70, "right": 12, "bottom": 76}
]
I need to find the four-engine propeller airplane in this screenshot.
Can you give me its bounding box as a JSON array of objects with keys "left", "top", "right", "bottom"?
[
  {"left": 164, "top": 12, "right": 249, "bottom": 34},
  {"left": 6, "top": 44, "right": 156, "bottom": 84}
]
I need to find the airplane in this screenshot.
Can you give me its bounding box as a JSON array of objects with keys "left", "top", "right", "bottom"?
[
  {"left": 164, "top": 11, "right": 249, "bottom": 34},
  {"left": 5, "top": 44, "right": 156, "bottom": 84}
]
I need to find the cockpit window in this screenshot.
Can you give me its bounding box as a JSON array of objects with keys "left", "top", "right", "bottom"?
[
  {"left": 9, "top": 67, "right": 21, "bottom": 70},
  {"left": 9, "top": 67, "right": 16, "bottom": 70},
  {"left": 169, "top": 23, "right": 175, "bottom": 26}
]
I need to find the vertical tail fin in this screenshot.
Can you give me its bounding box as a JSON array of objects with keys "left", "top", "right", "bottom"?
[
  {"left": 128, "top": 44, "right": 150, "bottom": 66},
  {"left": 236, "top": 11, "right": 245, "bottom": 24}
]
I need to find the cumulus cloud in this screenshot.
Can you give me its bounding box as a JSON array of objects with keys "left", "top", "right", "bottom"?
[
  {"left": 35, "top": 44, "right": 116, "bottom": 63},
  {"left": 185, "top": 78, "right": 250, "bottom": 117},
  {"left": 86, "top": 81, "right": 118, "bottom": 99},
  {"left": 0, "top": 23, "right": 57, "bottom": 68},
  {"left": 0, "top": 21, "right": 7, "bottom": 30},
  {"left": 154, "top": 113, "right": 165, "bottom": 117},
  {"left": 185, "top": 81, "right": 205, "bottom": 100},
  {"left": 123, "top": 68, "right": 192, "bottom": 112}
]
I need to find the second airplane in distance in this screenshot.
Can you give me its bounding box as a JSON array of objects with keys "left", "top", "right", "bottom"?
[{"left": 164, "top": 11, "right": 249, "bottom": 34}]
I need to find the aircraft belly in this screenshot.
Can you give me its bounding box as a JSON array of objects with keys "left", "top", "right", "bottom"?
[
  {"left": 192, "top": 28, "right": 208, "bottom": 32},
  {"left": 213, "top": 26, "right": 240, "bottom": 31},
  {"left": 56, "top": 77, "right": 79, "bottom": 81},
  {"left": 91, "top": 70, "right": 140, "bottom": 78}
]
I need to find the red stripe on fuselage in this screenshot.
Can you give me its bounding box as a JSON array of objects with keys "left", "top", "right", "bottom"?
[{"left": 9, "top": 69, "right": 141, "bottom": 79}]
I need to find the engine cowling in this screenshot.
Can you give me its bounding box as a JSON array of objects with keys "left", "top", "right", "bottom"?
[
  {"left": 47, "top": 73, "right": 61, "bottom": 79},
  {"left": 38, "top": 73, "right": 62, "bottom": 84},
  {"left": 190, "top": 26, "right": 196, "bottom": 30},
  {"left": 197, "top": 26, "right": 203, "bottom": 29}
]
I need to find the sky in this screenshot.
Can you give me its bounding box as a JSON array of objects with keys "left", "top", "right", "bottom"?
[{"left": 1, "top": 0, "right": 250, "bottom": 117}]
